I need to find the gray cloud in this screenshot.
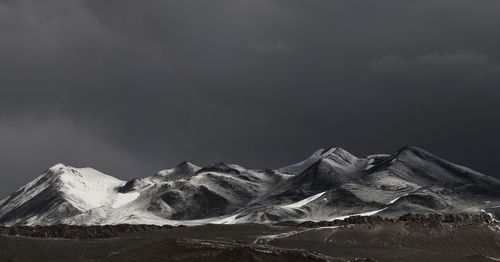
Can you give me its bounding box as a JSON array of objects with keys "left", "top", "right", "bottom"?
[
  {"left": 0, "top": 0, "right": 500, "bottom": 197},
  {"left": 372, "top": 51, "right": 500, "bottom": 88},
  {"left": 249, "top": 40, "right": 290, "bottom": 53}
]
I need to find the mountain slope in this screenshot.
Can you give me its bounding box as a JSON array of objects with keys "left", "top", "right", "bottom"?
[{"left": 1, "top": 146, "right": 500, "bottom": 226}]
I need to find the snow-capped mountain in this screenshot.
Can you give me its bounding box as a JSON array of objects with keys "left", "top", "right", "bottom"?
[
  {"left": 1, "top": 146, "right": 500, "bottom": 226},
  {"left": 0, "top": 164, "right": 125, "bottom": 225}
]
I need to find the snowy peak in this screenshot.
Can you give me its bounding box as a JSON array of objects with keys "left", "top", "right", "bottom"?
[
  {"left": 157, "top": 161, "right": 200, "bottom": 176},
  {"left": 175, "top": 161, "right": 200, "bottom": 172},
  {"left": 153, "top": 161, "right": 201, "bottom": 182},
  {"left": 267, "top": 148, "right": 366, "bottom": 201},
  {"left": 43, "top": 163, "right": 120, "bottom": 182},
  {"left": 277, "top": 146, "right": 357, "bottom": 175},
  {"left": 0, "top": 164, "right": 126, "bottom": 225},
  {"left": 319, "top": 147, "right": 362, "bottom": 171}
]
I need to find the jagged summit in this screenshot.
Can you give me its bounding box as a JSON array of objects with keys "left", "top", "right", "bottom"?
[
  {"left": 278, "top": 146, "right": 361, "bottom": 175},
  {"left": 48, "top": 162, "right": 67, "bottom": 170},
  {"left": 1, "top": 146, "right": 500, "bottom": 226},
  {"left": 43, "top": 163, "right": 74, "bottom": 178},
  {"left": 175, "top": 161, "right": 198, "bottom": 170},
  {"left": 277, "top": 146, "right": 351, "bottom": 175}
]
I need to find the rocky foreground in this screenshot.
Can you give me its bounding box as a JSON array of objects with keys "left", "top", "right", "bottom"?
[
  {"left": 0, "top": 213, "right": 493, "bottom": 239},
  {"left": 0, "top": 213, "right": 499, "bottom": 262}
]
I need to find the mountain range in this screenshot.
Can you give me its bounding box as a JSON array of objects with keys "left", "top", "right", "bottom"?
[{"left": 1, "top": 146, "right": 499, "bottom": 226}]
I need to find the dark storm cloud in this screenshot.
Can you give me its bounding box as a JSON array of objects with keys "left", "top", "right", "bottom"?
[
  {"left": 372, "top": 51, "right": 500, "bottom": 88},
  {"left": 1, "top": 0, "right": 500, "bottom": 197}
]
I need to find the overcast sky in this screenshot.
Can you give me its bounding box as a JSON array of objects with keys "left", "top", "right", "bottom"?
[{"left": 1, "top": 0, "right": 500, "bottom": 197}]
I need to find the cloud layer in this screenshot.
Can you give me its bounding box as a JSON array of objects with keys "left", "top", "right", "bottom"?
[{"left": 1, "top": 0, "right": 500, "bottom": 196}]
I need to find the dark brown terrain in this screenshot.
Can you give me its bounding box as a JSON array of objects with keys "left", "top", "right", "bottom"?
[{"left": 0, "top": 214, "right": 499, "bottom": 262}]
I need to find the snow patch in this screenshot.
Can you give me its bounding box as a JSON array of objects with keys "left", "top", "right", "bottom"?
[
  {"left": 365, "top": 164, "right": 375, "bottom": 170},
  {"left": 329, "top": 208, "right": 387, "bottom": 221},
  {"left": 282, "top": 191, "right": 326, "bottom": 209},
  {"left": 112, "top": 192, "right": 140, "bottom": 208},
  {"left": 388, "top": 194, "right": 408, "bottom": 204},
  {"left": 58, "top": 167, "right": 125, "bottom": 210}
]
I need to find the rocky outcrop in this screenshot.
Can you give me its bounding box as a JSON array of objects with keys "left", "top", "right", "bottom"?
[
  {"left": 398, "top": 213, "right": 492, "bottom": 224},
  {"left": 299, "top": 215, "right": 394, "bottom": 227},
  {"left": 298, "top": 213, "right": 492, "bottom": 228},
  {"left": 0, "top": 224, "right": 172, "bottom": 239}
]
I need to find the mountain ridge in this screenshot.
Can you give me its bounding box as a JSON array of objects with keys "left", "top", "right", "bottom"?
[{"left": 1, "top": 145, "right": 499, "bottom": 226}]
